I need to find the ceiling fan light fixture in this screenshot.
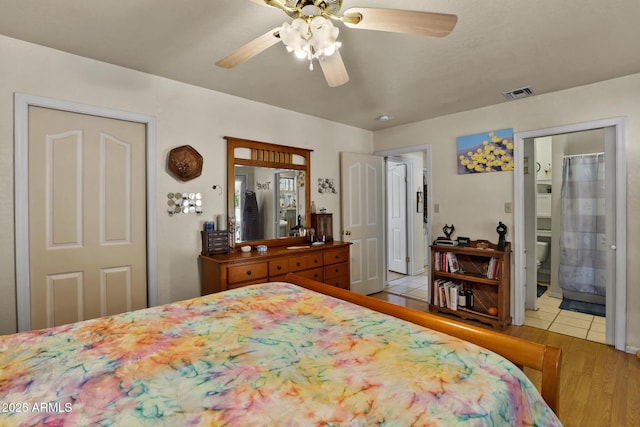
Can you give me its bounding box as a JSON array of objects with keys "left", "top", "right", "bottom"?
[
  {"left": 279, "top": 15, "right": 341, "bottom": 69},
  {"left": 320, "top": 41, "right": 341, "bottom": 57},
  {"left": 300, "top": 4, "right": 321, "bottom": 17}
]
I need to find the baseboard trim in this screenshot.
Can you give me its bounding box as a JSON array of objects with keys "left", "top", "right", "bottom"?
[{"left": 625, "top": 345, "right": 639, "bottom": 356}]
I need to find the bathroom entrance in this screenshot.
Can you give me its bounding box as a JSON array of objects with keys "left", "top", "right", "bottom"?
[
  {"left": 514, "top": 118, "right": 627, "bottom": 351},
  {"left": 525, "top": 131, "right": 606, "bottom": 307}
]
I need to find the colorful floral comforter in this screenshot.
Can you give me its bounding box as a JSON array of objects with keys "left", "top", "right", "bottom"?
[{"left": 0, "top": 282, "right": 561, "bottom": 426}]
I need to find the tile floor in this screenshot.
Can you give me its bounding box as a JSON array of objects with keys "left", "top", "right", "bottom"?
[
  {"left": 385, "top": 271, "right": 429, "bottom": 302},
  {"left": 524, "top": 287, "right": 606, "bottom": 344},
  {"left": 386, "top": 273, "right": 607, "bottom": 344}
]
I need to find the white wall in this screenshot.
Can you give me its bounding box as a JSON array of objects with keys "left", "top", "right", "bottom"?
[
  {"left": 0, "top": 36, "right": 373, "bottom": 334},
  {"left": 373, "top": 73, "right": 640, "bottom": 350}
]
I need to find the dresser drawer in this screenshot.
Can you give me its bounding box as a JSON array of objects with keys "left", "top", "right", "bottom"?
[
  {"left": 307, "top": 253, "right": 323, "bottom": 269},
  {"left": 290, "top": 256, "right": 309, "bottom": 272},
  {"left": 294, "top": 267, "right": 324, "bottom": 282},
  {"left": 290, "top": 253, "right": 324, "bottom": 272},
  {"left": 324, "top": 248, "right": 349, "bottom": 265},
  {"left": 325, "top": 274, "right": 350, "bottom": 290},
  {"left": 324, "top": 262, "right": 348, "bottom": 280},
  {"left": 269, "top": 259, "right": 290, "bottom": 276},
  {"left": 228, "top": 262, "right": 268, "bottom": 284}
]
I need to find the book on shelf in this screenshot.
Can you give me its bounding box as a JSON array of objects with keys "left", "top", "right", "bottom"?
[
  {"left": 449, "top": 284, "right": 458, "bottom": 310},
  {"left": 433, "top": 279, "right": 445, "bottom": 306},
  {"left": 486, "top": 257, "right": 500, "bottom": 280},
  {"left": 446, "top": 252, "right": 459, "bottom": 273},
  {"left": 434, "top": 251, "right": 461, "bottom": 273},
  {"left": 432, "top": 279, "right": 461, "bottom": 310}
]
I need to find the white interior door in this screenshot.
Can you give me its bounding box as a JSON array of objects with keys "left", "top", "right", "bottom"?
[
  {"left": 340, "top": 152, "right": 384, "bottom": 295},
  {"left": 387, "top": 161, "right": 407, "bottom": 274},
  {"left": 28, "top": 106, "right": 147, "bottom": 329}
]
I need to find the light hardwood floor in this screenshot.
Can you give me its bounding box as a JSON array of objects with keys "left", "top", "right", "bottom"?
[{"left": 370, "top": 291, "right": 640, "bottom": 427}]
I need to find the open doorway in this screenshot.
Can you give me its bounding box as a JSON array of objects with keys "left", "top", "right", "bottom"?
[
  {"left": 514, "top": 118, "right": 627, "bottom": 351},
  {"left": 375, "top": 146, "right": 432, "bottom": 302}
]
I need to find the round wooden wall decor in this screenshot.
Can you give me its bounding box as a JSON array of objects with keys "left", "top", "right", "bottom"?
[{"left": 167, "top": 145, "right": 203, "bottom": 181}]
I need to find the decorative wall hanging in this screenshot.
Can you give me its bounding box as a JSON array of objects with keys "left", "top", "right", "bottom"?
[
  {"left": 167, "top": 145, "right": 203, "bottom": 181},
  {"left": 167, "top": 192, "right": 204, "bottom": 216},
  {"left": 317, "top": 178, "right": 337, "bottom": 194},
  {"left": 456, "top": 129, "right": 514, "bottom": 174},
  {"left": 257, "top": 181, "right": 272, "bottom": 190}
]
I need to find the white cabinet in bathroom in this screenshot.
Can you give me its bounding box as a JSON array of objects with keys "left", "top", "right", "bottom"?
[
  {"left": 536, "top": 179, "right": 552, "bottom": 218},
  {"left": 536, "top": 194, "right": 552, "bottom": 217}
]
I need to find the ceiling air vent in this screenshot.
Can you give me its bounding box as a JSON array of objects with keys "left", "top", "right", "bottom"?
[{"left": 502, "top": 86, "right": 534, "bottom": 100}]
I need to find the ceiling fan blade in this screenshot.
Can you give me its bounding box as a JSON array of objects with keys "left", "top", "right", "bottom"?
[
  {"left": 249, "top": 0, "right": 298, "bottom": 14},
  {"left": 215, "top": 28, "right": 281, "bottom": 68},
  {"left": 318, "top": 51, "right": 349, "bottom": 88},
  {"left": 342, "top": 8, "right": 457, "bottom": 37}
]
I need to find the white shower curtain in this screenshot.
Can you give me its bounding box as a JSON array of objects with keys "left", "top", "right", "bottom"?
[{"left": 558, "top": 153, "right": 607, "bottom": 296}]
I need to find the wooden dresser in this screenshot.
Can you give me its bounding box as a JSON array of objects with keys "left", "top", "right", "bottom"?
[{"left": 200, "top": 241, "right": 351, "bottom": 295}]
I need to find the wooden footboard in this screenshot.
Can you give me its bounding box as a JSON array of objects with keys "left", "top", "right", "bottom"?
[{"left": 285, "top": 273, "right": 562, "bottom": 415}]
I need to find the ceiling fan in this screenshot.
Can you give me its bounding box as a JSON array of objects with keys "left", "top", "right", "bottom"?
[{"left": 215, "top": 0, "right": 457, "bottom": 87}]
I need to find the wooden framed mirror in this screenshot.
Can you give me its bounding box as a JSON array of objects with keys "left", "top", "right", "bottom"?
[{"left": 226, "top": 136, "right": 312, "bottom": 249}]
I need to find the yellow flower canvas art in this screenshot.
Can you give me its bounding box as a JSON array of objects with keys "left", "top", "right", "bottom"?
[{"left": 456, "top": 129, "right": 514, "bottom": 174}]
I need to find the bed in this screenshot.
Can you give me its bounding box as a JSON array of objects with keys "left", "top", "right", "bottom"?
[{"left": 0, "top": 274, "right": 562, "bottom": 426}]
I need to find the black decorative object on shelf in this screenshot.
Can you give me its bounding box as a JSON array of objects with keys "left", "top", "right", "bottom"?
[
  {"left": 443, "top": 224, "right": 455, "bottom": 240},
  {"left": 496, "top": 221, "right": 508, "bottom": 251},
  {"left": 457, "top": 236, "right": 470, "bottom": 246}
]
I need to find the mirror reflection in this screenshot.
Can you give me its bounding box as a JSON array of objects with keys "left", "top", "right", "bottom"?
[
  {"left": 226, "top": 136, "right": 312, "bottom": 248},
  {"left": 233, "top": 167, "right": 306, "bottom": 243}
]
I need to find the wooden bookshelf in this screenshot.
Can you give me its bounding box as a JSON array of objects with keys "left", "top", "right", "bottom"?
[{"left": 430, "top": 240, "right": 511, "bottom": 329}]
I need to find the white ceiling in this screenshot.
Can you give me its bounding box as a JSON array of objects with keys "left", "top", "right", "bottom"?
[{"left": 2, "top": 0, "right": 639, "bottom": 131}]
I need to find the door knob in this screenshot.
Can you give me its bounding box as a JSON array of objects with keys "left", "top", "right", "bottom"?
[
  {"left": 345, "top": 230, "right": 351, "bottom": 236},
  {"left": 611, "top": 245, "right": 617, "bottom": 250}
]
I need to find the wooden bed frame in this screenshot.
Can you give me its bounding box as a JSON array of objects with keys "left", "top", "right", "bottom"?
[{"left": 285, "top": 273, "right": 562, "bottom": 415}]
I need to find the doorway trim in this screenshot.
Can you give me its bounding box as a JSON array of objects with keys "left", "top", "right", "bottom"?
[
  {"left": 14, "top": 93, "right": 158, "bottom": 332},
  {"left": 375, "top": 144, "right": 432, "bottom": 278},
  {"left": 513, "top": 117, "right": 626, "bottom": 352}
]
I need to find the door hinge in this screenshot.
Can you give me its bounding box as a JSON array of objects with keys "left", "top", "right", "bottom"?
[{"left": 406, "top": 257, "right": 410, "bottom": 263}]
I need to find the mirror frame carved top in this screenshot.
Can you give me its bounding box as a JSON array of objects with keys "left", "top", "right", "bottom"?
[{"left": 226, "top": 136, "right": 313, "bottom": 249}]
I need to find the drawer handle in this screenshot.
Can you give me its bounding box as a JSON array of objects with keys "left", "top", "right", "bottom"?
[
  {"left": 277, "top": 266, "right": 282, "bottom": 270},
  {"left": 247, "top": 271, "right": 252, "bottom": 276},
  {"left": 335, "top": 268, "right": 339, "bottom": 273},
  {"left": 335, "top": 255, "right": 340, "bottom": 259},
  {"left": 314, "top": 259, "right": 319, "bottom": 264},
  {"left": 296, "top": 262, "right": 301, "bottom": 267}
]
